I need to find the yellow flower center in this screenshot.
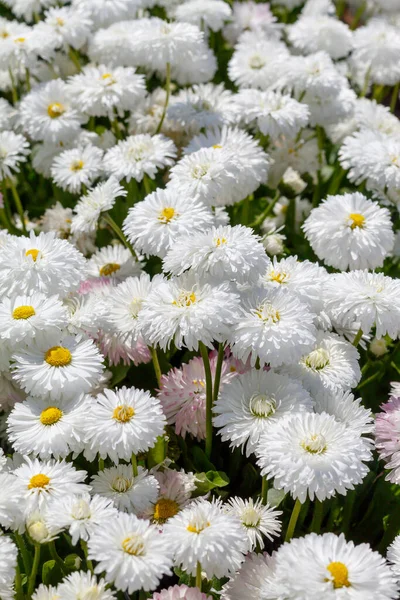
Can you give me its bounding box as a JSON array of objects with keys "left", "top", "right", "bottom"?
[
  {"left": 99, "top": 263, "right": 120, "bottom": 277},
  {"left": 101, "top": 72, "right": 116, "bottom": 85},
  {"left": 47, "top": 102, "right": 65, "bottom": 119},
  {"left": 45, "top": 346, "right": 72, "bottom": 367},
  {"left": 121, "top": 535, "right": 145, "bottom": 556},
  {"left": 187, "top": 520, "right": 210, "bottom": 534},
  {"left": 212, "top": 144, "right": 222, "bottom": 149},
  {"left": 28, "top": 474, "right": 50, "bottom": 489},
  {"left": 158, "top": 207, "right": 176, "bottom": 223},
  {"left": 40, "top": 406, "right": 63, "bottom": 426},
  {"left": 113, "top": 405, "right": 135, "bottom": 423},
  {"left": 304, "top": 348, "right": 330, "bottom": 371},
  {"left": 112, "top": 476, "right": 132, "bottom": 493},
  {"left": 349, "top": 213, "right": 365, "bottom": 229},
  {"left": 301, "top": 433, "right": 327, "bottom": 455},
  {"left": 70, "top": 159, "right": 84, "bottom": 172},
  {"left": 215, "top": 237, "right": 227, "bottom": 246},
  {"left": 255, "top": 302, "right": 280, "bottom": 324},
  {"left": 0, "top": 32, "right": 9, "bottom": 39},
  {"left": 56, "top": 17, "right": 64, "bottom": 26},
  {"left": 325, "top": 562, "right": 351, "bottom": 589},
  {"left": 153, "top": 498, "right": 180, "bottom": 523},
  {"left": 25, "top": 248, "right": 40, "bottom": 261},
  {"left": 173, "top": 291, "right": 196, "bottom": 308},
  {"left": 12, "top": 305, "right": 36, "bottom": 320},
  {"left": 14, "top": 36, "right": 25, "bottom": 43},
  {"left": 268, "top": 270, "right": 289, "bottom": 284}
]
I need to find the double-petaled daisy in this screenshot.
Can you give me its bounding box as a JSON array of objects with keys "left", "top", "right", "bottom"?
[
  {"left": 221, "top": 552, "right": 280, "bottom": 600},
  {"left": 0, "top": 131, "right": 30, "bottom": 180},
  {"left": 144, "top": 468, "right": 197, "bottom": 525},
  {"left": 225, "top": 497, "right": 281, "bottom": 551},
  {"left": 375, "top": 397, "right": 400, "bottom": 484},
  {"left": 57, "top": 571, "right": 116, "bottom": 600},
  {"left": 51, "top": 145, "right": 104, "bottom": 194},
  {"left": 86, "top": 244, "right": 141, "bottom": 281},
  {"left": 71, "top": 177, "right": 127, "bottom": 235}
]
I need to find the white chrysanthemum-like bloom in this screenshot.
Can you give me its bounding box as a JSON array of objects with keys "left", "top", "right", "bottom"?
[
  {"left": 71, "top": 177, "right": 127, "bottom": 235},
  {"left": 271, "top": 532, "right": 398, "bottom": 600},
  {"left": 0, "top": 292, "right": 67, "bottom": 343},
  {"left": 40, "top": 6, "right": 93, "bottom": 50},
  {"left": 314, "top": 389, "right": 374, "bottom": 439},
  {"left": 65, "top": 291, "right": 110, "bottom": 337},
  {"left": 0, "top": 472, "right": 24, "bottom": 530},
  {"left": 174, "top": 0, "right": 231, "bottom": 32},
  {"left": 91, "top": 464, "right": 159, "bottom": 514},
  {"left": 0, "top": 131, "right": 29, "bottom": 180},
  {"left": 0, "top": 231, "right": 87, "bottom": 297},
  {"left": 83, "top": 386, "right": 166, "bottom": 462},
  {"left": 388, "top": 536, "right": 400, "bottom": 582},
  {"left": 68, "top": 64, "right": 146, "bottom": 118},
  {"left": 14, "top": 457, "right": 89, "bottom": 513},
  {"left": 104, "top": 134, "right": 176, "bottom": 183},
  {"left": 88, "top": 512, "right": 173, "bottom": 593},
  {"left": 71, "top": 0, "right": 138, "bottom": 28},
  {"left": 106, "top": 273, "right": 162, "bottom": 345},
  {"left": 164, "top": 499, "right": 247, "bottom": 578},
  {"left": 280, "top": 331, "right": 361, "bottom": 396},
  {"left": 7, "top": 394, "right": 89, "bottom": 459},
  {"left": 256, "top": 412, "right": 371, "bottom": 502},
  {"left": 3, "top": 0, "right": 60, "bottom": 21},
  {"left": 0, "top": 535, "right": 17, "bottom": 600},
  {"left": 230, "top": 287, "right": 316, "bottom": 368},
  {"left": 153, "top": 584, "right": 212, "bottom": 600},
  {"left": 144, "top": 468, "right": 197, "bottom": 525},
  {"left": 225, "top": 497, "right": 281, "bottom": 551},
  {"left": 221, "top": 551, "right": 280, "bottom": 600},
  {"left": 139, "top": 274, "right": 240, "bottom": 351},
  {"left": 19, "top": 80, "right": 86, "bottom": 143},
  {"left": 303, "top": 192, "right": 394, "bottom": 271},
  {"left": 234, "top": 89, "right": 310, "bottom": 138},
  {"left": 51, "top": 144, "right": 104, "bottom": 194},
  {"left": 45, "top": 492, "right": 117, "bottom": 545},
  {"left": 228, "top": 36, "right": 290, "bottom": 89},
  {"left": 11, "top": 334, "right": 105, "bottom": 400},
  {"left": 214, "top": 368, "right": 313, "bottom": 456},
  {"left": 302, "top": 85, "right": 356, "bottom": 128},
  {"left": 87, "top": 244, "right": 141, "bottom": 280},
  {"left": 163, "top": 225, "right": 269, "bottom": 284},
  {"left": 324, "top": 271, "right": 400, "bottom": 339},
  {"left": 351, "top": 19, "right": 400, "bottom": 86},
  {"left": 223, "top": 1, "right": 279, "bottom": 45},
  {"left": 168, "top": 83, "right": 236, "bottom": 130},
  {"left": 287, "top": 16, "right": 353, "bottom": 59},
  {"left": 285, "top": 51, "right": 346, "bottom": 98},
  {"left": 123, "top": 188, "right": 214, "bottom": 258},
  {"left": 57, "top": 571, "right": 116, "bottom": 600}
]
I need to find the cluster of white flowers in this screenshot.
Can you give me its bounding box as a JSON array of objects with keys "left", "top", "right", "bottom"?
[{"left": 0, "top": 0, "right": 399, "bottom": 598}]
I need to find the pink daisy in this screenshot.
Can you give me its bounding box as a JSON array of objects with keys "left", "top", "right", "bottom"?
[
  {"left": 375, "top": 396, "right": 400, "bottom": 483},
  {"left": 152, "top": 585, "right": 211, "bottom": 600},
  {"left": 97, "top": 332, "right": 151, "bottom": 367}
]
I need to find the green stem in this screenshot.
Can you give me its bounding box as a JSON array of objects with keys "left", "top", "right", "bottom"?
[
  {"left": 49, "top": 541, "right": 66, "bottom": 575},
  {"left": 360, "top": 66, "right": 371, "bottom": 97},
  {"left": 195, "top": 561, "right": 202, "bottom": 590},
  {"left": 80, "top": 540, "right": 94, "bottom": 574},
  {"left": 390, "top": 82, "right": 399, "bottom": 114},
  {"left": 261, "top": 476, "right": 269, "bottom": 504},
  {"left": 357, "top": 368, "right": 382, "bottom": 391},
  {"left": 25, "top": 68, "right": 31, "bottom": 92},
  {"left": 155, "top": 62, "right": 171, "bottom": 134},
  {"left": 150, "top": 347, "right": 162, "bottom": 388},
  {"left": 285, "top": 498, "right": 302, "bottom": 542},
  {"left": 212, "top": 342, "right": 224, "bottom": 403},
  {"left": 68, "top": 46, "right": 82, "bottom": 72},
  {"left": 310, "top": 500, "right": 323, "bottom": 534},
  {"left": 98, "top": 457, "right": 104, "bottom": 471},
  {"left": 131, "top": 453, "right": 138, "bottom": 477},
  {"left": 143, "top": 174, "right": 151, "bottom": 196},
  {"left": 8, "top": 67, "right": 18, "bottom": 104},
  {"left": 14, "top": 532, "right": 31, "bottom": 575},
  {"left": 110, "top": 118, "right": 122, "bottom": 140},
  {"left": 391, "top": 361, "right": 400, "bottom": 377},
  {"left": 199, "top": 341, "right": 213, "bottom": 459},
  {"left": 15, "top": 564, "right": 23, "bottom": 600},
  {"left": 351, "top": 1, "right": 366, "bottom": 29},
  {"left": 27, "top": 544, "right": 40, "bottom": 598},
  {"left": 250, "top": 191, "right": 280, "bottom": 228},
  {"left": 103, "top": 213, "right": 137, "bottom": 258},
  {"left": 8, "top": 179, "right": 27, "bottom": 234},
  {"left": 352, "top": 328, "right": 363, "bottom": 348}
]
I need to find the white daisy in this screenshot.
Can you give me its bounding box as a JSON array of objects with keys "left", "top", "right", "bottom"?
[
  {"left": 0, "top": 131, "right": 29, "bottom": 180},
  {"left": 32, "top": 584, "right": 60, "bottom": 600},
  {"left": 226, "top": 497, "right": 282, "bottom": 551},
  {"left": 0, "top": 536, "right": 17, "bottom": 600},
  {"left": 168, "top": 83, "right": 236, "bottom": 130},
  {"left": 144, "top": 468, "right": 197, "bottom": 525},
  {"left": 174, "top": 0, "right": 231, "bottom": 32},
  {"left": 57, "top": 571, "right": 116, "bottom": 600},
  {"left": 86, "top": 244, "right": 141, "bottom": 280},
  {"left": 388, "top": 535, "right": 400, "bottom": 582},
  {"left": 221, "top": 551, "right": 280, "bottom": 600},
  {"left": 40, "top": 5, "right": 93, "bottom": 50},
  {"left": 256, "top": 412, "right": 371, "bottom": 502},
  {"left": 0, "top": 471, "right": 25, "bottom": 530},
  {"left": 213, "top": 368, "right": 314, "bottom": 456},
  {"left": 287, "top": 16, "right": 353, "bottom": 60},
  {"left": 314, "top": 389, "right": 374, "bottom": 438},
  {"left": 351, "top": 19, "right": 400, "bottom": 86},
  {"left": 51, "top": 145, "right": 104, "bottom": 194},
  {"left": 87, "top": 511, "right": 173, "bottom": 593},
  {"left": 65, "top": 292, "right": 110, "bottom": 337}
]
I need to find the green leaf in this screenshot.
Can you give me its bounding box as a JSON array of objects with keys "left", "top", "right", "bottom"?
[
  {"left": 191, "top": 445, "right": 215, "bottom": 472},
  {"left": 194, "top": 470, "right": 230, "bottom": 494},
  {"left": 147, "top": 435, "right": 166, "bottom": 468},
  {"left": 42, "top": 560, "right": 56, "bottom": 585},
  {"left": 110, "top": 363, "right": 130, "bottom": 386}
]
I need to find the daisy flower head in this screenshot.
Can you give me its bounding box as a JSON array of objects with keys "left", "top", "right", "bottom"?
[
  {"left": 45, "top": 492, "right": 117, "bottom": 545},
  {"left": 163, "top": 225, "right": 269, "bottom": 284},
  {"left": 168, "top": 83, "right": 236, "bottom": 131},
  {"left": 104, "top": 134, "right": 176, "bottom": 183},
  {"left": 303, "top": 192, "right": 394, "bottom": 271},
  {"left": 91, "top": 464, "right": 159, "bottom": 514},
  {"left": 7, "top": 394, "right": 89, "bottom": 459},
  {"left": 324, "top": 271, "right": 400, "bottom": 339},
  {"left": 88, "top": 511, "right": 173, "bottom": 593},
  {"left": 285, "top": 51, "right": 347, "bottom": 98},
  {"left": 158, "top": 353, "right": 236, "bottom": 440},
  {"left": 0, "top": 292, "right": 67, "bottom": 344},
  {"left": 87, "top": 244, "right": 142, "bottom": 280},
  {"left": 271, "top": 532, "right": 398, "bottom": 600},
  {"left": 375, "top": 397, "right": 400, "bottom": 484},
  {"left": 32, "top": 584, "right": 60, "bottom": 600},
  {"left": 173, "top": 0, "right": 231, "bottom": 32},
  {"left": 226, "top": 497, "right": 282, "bottom": 551},
  {"left": 51, "top": 145, "right": 104, "bottom": 194},
  {"left": 234, "top": 89, "right": 310, "bottom": 138},
  {"left": 0, "top": 471, "right": 25, "bottom": 530},
  {"left": 57, "top": 571, "right": 116, "bottom": 600},
  {"left": 0, "top": 535, "right": 17, "bottom": 600},
  {"left": 96, "top": 330, "right": 151, "bottom": 368},
  {"left": 68, "top": 64, "right": 146, "bottom": 118},
  {"left": 83, "top": 386, "right": 166, "bottom": 462},
  {"left": 314, "top": 388, "right": 374, "bottom": 439},
  {"left": 123, "top": 188, "right": 214, "bottom": 259},
  {"left": 71, "top": 0, "right": 138, "bottom": 28},
  {"left": 153, "top": 585, "right": 212, "bottom": 600},
  {"left": 214, "top": 368, "right": 314, "bottom": 456},
  {"left": 145, "top": 468, "right": 197, "bottom": 525},
  {"left": 351, "top": 19, "right": 400, "bottom": 86},
  {"left": 287, "top": 15, "right": 353, "bottom": 60},
  {"left": 41, "top": 5, "right": 93, "bottom": 50},
  {"left": 280, "top": 331, "right": 361, "bottom": 396},
  {"left": 19, "top": 79, "right": 86, "bottom": 143},
  {"left": 388, "top": 536, "right": 400, "bottom": 582},
  {"left": 221, "top": 551, "right": 280, "bottom": 600},
  {"left": 256, "top": 412, "right": 371, "bottom": 502},
  {"left": 139, "top": 274, "right": 241, "bottom": 351},
  {"left": 229, "top": 287, "right": 316, "bottom": 368},
  {"left": 164, "top": 499, "right": 247, "bottom": 578},
  {"left": 11, "top": 334, "right": 105, "bottom": 400},
  {"left": 0, "top": 131, "right": 29, "bottom": 180},
  {"left": 65, "top": 292, "right": 110, "bottom": 337},
  {"left": 14, "top": 456, "right": 89, "bottom": 513},
  {"left": 223, "top": 1, "right": 279, "bottom": 45},
  {"left": 0, "top": 231, "right": 87, "bottom": 297}
]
